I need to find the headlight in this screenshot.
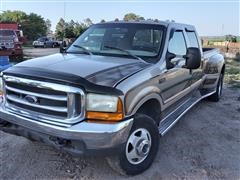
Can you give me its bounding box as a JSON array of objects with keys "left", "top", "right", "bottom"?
[
  {"left": 87, "top": 94, "right": 118, "bottom": 112},
  {"left": 86, "top": 93, "right": 124, "bottom": 121}
]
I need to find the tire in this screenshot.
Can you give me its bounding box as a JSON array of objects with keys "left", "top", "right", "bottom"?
[
  {"left": 52, "top": 44, "right": 55, "bottom": 48},
  {"left": 107, "top": 113, "right": 159, "bottom": 176},
  {"left": 208, "top": 73, "right": 224, "bottom": 102}
]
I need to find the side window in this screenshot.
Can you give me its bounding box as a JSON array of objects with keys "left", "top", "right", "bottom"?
[
  {"left": 186, "top": 31, "right": 199, "bottom": 48},
  {"left": 168, "top": 31, "right": 186, "bottom": 56}
]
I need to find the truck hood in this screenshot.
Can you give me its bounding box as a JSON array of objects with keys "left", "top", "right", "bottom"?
[{"left": 14, "top": 53, "right": 150, "bottom": 87}]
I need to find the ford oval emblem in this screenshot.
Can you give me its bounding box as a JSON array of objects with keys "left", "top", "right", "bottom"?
[{"left": 24, "top": 95, "right": 38, "bottom": 104}]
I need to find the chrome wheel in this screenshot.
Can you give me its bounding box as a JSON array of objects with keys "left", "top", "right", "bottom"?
[{"left": 126, "top": 128, "right": 152, "bottom": 165}]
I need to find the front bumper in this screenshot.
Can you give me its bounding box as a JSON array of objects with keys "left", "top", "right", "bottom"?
[{"left": 0, "top": 106, "right": 133, "bottom": 156}]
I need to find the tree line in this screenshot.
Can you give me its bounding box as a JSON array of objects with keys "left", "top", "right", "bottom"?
[
  {"left": 1, "top": 11, "right": 238, "bottom": 43},
  {"left": 0, "top": 10, "right": 95, "bottom": 41},
  {"left": 55, "top": 18, "right": 93, "bottom": 40},
  {"left": 0, "top": 11, "right": 146, "bottom": 41},
  {"left": 54, "top": 13, "right": 143, "bottom": 40}
]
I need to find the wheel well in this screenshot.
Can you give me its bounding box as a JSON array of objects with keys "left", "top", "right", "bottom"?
[{"left": 136, "top": 99, "right": 161, "bottom": 125}]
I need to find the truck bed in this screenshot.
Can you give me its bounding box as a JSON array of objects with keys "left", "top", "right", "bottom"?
[{"left": 202, "top": 48, "right": 220, "bottom": 58}]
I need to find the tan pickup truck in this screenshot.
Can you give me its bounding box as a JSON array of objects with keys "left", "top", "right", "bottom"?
[{"left": 0, "top": 20, "right": 225, "bottom": 175}]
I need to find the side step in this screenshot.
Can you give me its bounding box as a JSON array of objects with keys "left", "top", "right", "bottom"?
[{"left": 159, "top": 91, "right": 215, "bottom": 135}]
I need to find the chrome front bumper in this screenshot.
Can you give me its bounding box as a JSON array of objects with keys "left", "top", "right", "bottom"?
[{"left": 0, "top": 106, "right": 133, "bottom": 155}]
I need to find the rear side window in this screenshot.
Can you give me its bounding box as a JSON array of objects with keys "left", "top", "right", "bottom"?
[
  {"left": 186, "top": 31, "right": 199, "bottom": 48},
  {"left": 168, "top": 31, "right": 186, "bottom": 56}
]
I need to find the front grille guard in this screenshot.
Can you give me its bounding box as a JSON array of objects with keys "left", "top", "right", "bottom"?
[{"left": 2, "top": 75, "right": 85, "bottom": 126}]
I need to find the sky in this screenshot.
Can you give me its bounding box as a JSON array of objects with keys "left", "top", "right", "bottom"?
[{"left": 0, "top": 0, "right": 239, "bottom": 36}]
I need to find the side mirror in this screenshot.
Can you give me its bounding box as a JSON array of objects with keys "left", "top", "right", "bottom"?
[
  {"left": 60, "top": 41, "right": 67, "bottom": 53},
  {"left": 20, "top": 30, "right": 24, "bottom": 37},
  {"left": 166, "top": 51, "right": 176, "bottom": 69},
  {"left": 184, "top": 47, "right": 201, "bottom": 69}
]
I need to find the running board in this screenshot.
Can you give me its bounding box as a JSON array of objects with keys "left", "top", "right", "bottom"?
[{"left": 159, "top": 91, "right": 216, "bottom": 136}]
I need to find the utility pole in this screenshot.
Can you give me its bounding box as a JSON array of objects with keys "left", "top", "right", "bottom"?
[
  {"left": 63, "top": 1, "right": 66, "bottom": 41},
  {"left": 222, "top": 24, "right": 224, "bottom": 36}
]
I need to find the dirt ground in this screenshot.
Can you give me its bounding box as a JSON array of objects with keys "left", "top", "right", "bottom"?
[{"left": 0, "top": 85, "right": 239, "bottom": 180}]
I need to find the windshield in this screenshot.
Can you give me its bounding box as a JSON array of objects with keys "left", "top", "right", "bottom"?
[
  {"left": 0, "top": 30, "right": 15, "bottom": 36},
  {"left": 67, "top": 23, "right": 165, "bottom": 62}
]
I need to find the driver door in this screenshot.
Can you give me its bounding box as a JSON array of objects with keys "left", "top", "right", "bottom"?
[{"left": 160, "top": 30, "right": 192, "bottom": 106}]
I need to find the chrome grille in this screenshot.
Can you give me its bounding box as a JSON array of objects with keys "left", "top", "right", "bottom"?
[{"left": 3, "top": 75, "right": 85, "bottom": 125}]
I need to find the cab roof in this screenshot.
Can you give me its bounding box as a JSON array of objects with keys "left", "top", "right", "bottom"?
[{"left": 97, "top": 20, "right": 196, "bottom": 31}]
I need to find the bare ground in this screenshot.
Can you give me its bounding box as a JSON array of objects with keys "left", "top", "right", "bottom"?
[{"left": 0, "top": 86, "right": 240, "bottom": 180}]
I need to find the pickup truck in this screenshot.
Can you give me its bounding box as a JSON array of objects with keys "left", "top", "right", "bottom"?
[{"left": 0, "top": 20, "right": 225, "bottom": 175}]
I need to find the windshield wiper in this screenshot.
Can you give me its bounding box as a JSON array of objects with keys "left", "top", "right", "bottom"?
[
  {"left": 103, "top": 45, "right": 143, "bottom": 61},
  {"left": 72, "top": 45, "right": 93, "bottom": 55}
]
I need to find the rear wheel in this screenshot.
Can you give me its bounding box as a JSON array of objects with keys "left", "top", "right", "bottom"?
[
  {"left": 208, "top": 73, "right": 224, "bottom": 102},
  {"left": 107, "top": 114, "right": 159, "bottom": 175}
]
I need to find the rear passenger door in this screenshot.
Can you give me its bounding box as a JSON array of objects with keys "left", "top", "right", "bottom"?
[{"left": 185, "top": 30, "right": 204, "bottom": 90}]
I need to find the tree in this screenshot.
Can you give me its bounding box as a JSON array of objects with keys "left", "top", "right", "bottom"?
[
  {"left": 21, "top": 13, "right": 47, "bottom": 40},
  {"left": 55, "top": 18, "right": 66, "bottom": 39},
  {"left": 55, "top": 18, "right": 93, "bottom": 39},
  {"left": 83, "top": 18, "right": 93, "bottom": 27},
  {"left": 45, "top": 19, "right": 52, "bottom": 35},
  {"left": 65, "top": 20, "right": 75, "bottom": 38},
  {"left": 0, "top": 10, "right": 27, "bottom": 23},
  {"left": 73, "top": 22, "right": 86, "bottom": 37},
  {"left": 123, "top": 13, "right": 144, "bottom": 21},
  {"left": 225, "top": 35, "right": 237, "bottom": 43}
]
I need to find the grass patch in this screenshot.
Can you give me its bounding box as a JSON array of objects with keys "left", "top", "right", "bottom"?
[{"left": 224, "top": 58, "right": 240, "bottom": 88}]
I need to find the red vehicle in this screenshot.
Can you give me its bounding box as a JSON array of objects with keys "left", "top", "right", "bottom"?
[{"left": 0, "top": 23, "right": 24, "bottom": 58}]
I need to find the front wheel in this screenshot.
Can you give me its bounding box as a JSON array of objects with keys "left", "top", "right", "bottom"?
[{"left": 107, "top": 114, "right": 159, "bottom": 175}]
